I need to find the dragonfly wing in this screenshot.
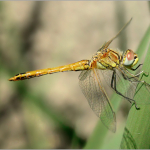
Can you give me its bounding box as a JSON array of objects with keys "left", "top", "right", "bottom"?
[
  {"left": 101, "top": 68, "right": 138, "bottom": 100},
  {"left": 118, "top": 68, "right": 150, "bottom": 103},
  {"left": 97, "top": 42, "right": 107, "bottom": 52},
  {"left": 100, "top": 68, "right": 150, "bottom": 106},
  {"left": 98, "top": 18, "right": 132, "bottom": 51},
  {"left": 79, "top": 69, "right": 116, "bottom": 132},
  {"left": 115, "top": 68, "right": 140, "bottom": 100}
]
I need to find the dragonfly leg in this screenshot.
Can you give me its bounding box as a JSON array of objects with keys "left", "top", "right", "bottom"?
[
  {"left": 123, "top": 69, "right": 150, "bottom": 87},
  {"left": 111, "top": 70, "right": 140, "bottom": 109},
  {"left": 111, "top": 71, "right": 132, "bottom": 103},
  {"left": 122, "top": 72, "right": 141, "bottom": 82},
  {"left": 133, "top": 71, "right": 144, "bottom": 77},
  {"left": 131, "top": 64, "right": 143, "bottom": 71}
]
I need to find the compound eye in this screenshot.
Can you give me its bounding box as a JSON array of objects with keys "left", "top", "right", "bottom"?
[
  {"left": 127, "top": 51, "right": 134, "bottom": 61},
  {"left": 124, "top": 51, "right": 135, "bottom": 66}
]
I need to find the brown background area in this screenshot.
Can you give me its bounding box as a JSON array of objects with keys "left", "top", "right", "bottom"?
[{"left": 0, "top": 1, "right": 149, "bottom": 148}]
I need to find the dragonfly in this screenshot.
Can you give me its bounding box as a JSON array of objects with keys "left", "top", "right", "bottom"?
[{"left": 9, "top": 18, "right": 150, "bottom": 132}]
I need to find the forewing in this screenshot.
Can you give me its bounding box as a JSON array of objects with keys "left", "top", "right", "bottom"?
[
  {"left": 100, "top": 67, "right": 150, "bottom": 106},
  {"left": 101, "top": 68, "right": 138, "bottom": 100},
  {"left": 79, "top": 69, "right": 116, "bottom": 132},
  {"left": 119, "top": 68, "right": 150, "bottom": 103},
  {"left": 115, "top": 68, "right": 139, "bottom": 100},
  {"left": 97, "top": 18, "right": 132, "bottom": 51},
  {"left": 97, "top": 42, "right": 107, "bottom": 52}
]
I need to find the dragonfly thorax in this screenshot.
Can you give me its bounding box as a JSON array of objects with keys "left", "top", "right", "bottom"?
[{"left": 91, "top": 48, "right": 121, "bottom": 70}]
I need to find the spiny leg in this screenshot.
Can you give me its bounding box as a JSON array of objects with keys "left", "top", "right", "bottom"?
[
  {"left": 110, "top": 71, "right": 132, "bottom": 103},
  {"left": 121, "top": 71, "right": 142, "bottom": 82},
  {"left": 111, "top": 71, "right": 131, "bottom": 103},
  {"left": 129, "top": 63, "right": 149, "bottom": 79},
  {"left": 124, "top": 69, "right": 150, "bottom": 86},
  {"left": 111, "top": 70, "right": 140, "bottom": 109},
  {"left": 131, "top": 64, "right": 143, "bottom": 71}
]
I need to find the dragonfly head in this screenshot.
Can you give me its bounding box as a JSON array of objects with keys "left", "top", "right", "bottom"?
[{"left": 122, "top": 49, "right": 138, "bottom": 68}]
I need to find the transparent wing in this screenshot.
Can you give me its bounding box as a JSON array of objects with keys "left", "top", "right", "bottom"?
[
  {"left": 97, "top": 42, "right": 107, "bottom": 52},
  {"left": 97, "top": 18, "right": 132, "bottom": 51},
  {"left": 100, "top": 68, "right": 149, "bottom": 104},
  {"left": 101, "top": 69, "right": 137, "bottom": 100},
  {"left": 79, "top": 69, "right": 116, "bottom": 132},
  {"left": 120, "top": 68, "right": 150, "bottom": 104}
]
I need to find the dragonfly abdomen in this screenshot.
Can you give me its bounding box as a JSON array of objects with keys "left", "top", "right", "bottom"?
[
  {"left": 9, "top": 70, "right": 47, "bottom": 81},
  {"left": 9, "top": 60, "right": 90, "bottom": 81}
]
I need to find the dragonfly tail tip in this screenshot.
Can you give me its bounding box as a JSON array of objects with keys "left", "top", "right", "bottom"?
[{"left": 8, "top": 78, "right": 13, "bottom": 81}]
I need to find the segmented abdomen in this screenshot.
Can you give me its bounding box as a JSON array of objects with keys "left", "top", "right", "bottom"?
[{"left": 9, "top": 60, "right": 90, "bottom": 81}]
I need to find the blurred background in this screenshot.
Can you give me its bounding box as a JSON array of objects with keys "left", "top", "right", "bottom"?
[{"left": 0, "top": 1, "right": 149, "bottom": 149}]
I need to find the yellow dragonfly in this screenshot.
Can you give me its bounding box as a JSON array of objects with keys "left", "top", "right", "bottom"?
[{"left": 9, "top": 18, "right": 150, "bottom": 132}]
